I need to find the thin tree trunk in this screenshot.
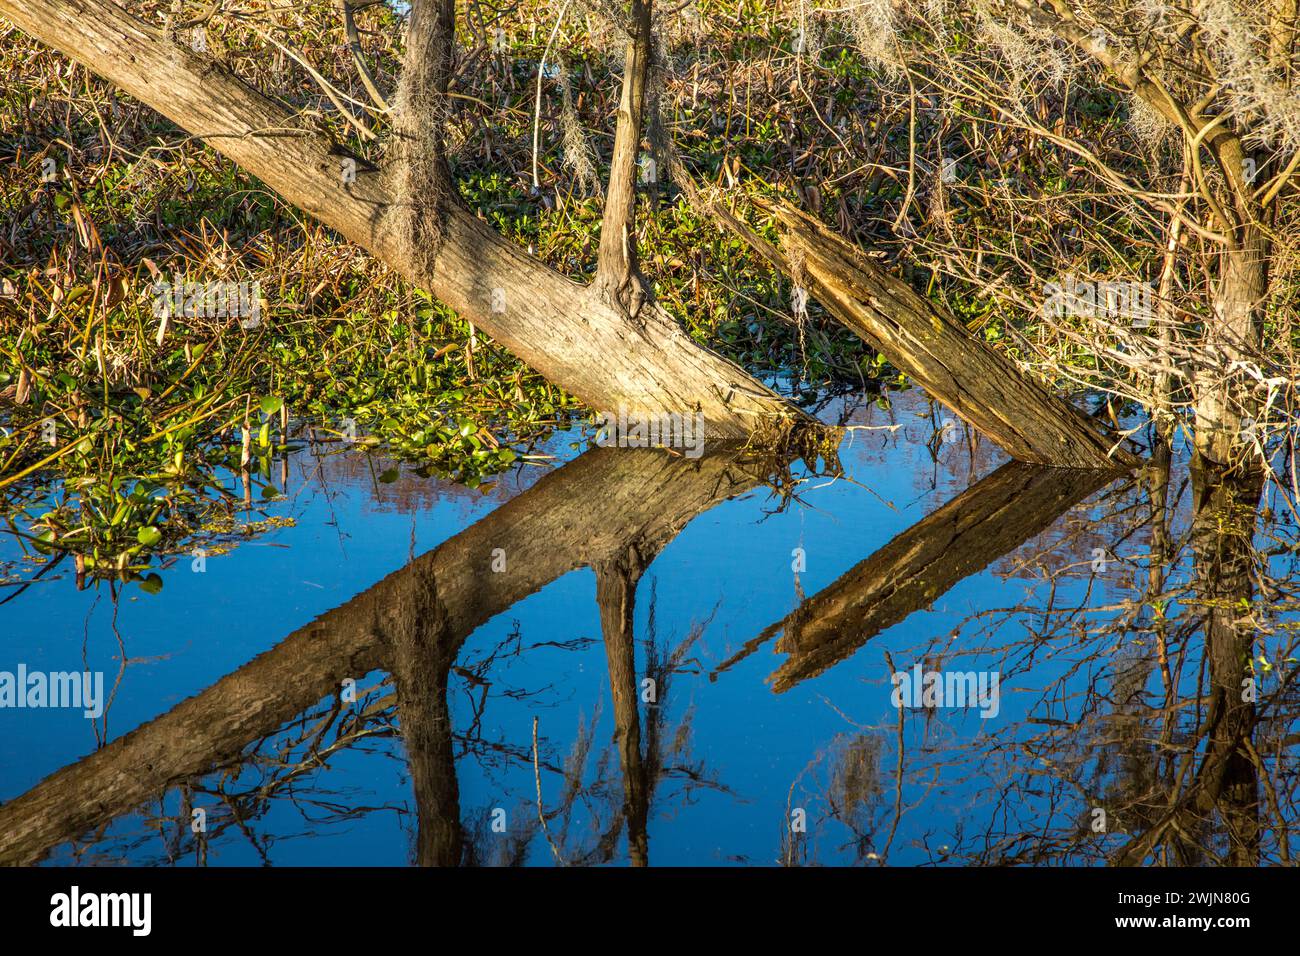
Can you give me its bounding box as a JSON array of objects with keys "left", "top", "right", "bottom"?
[
  {"left": 595, "top": 0, "right": 653, "bottom": 317},
  {"left": 1153, "top": 158, "right": 1190, "bottom": 438},
  {"left": 594, "top": 545, "right": 653, "bottom": 866},
  {"left": 391, "top": 0, "right": 457, "bottom": 277}
]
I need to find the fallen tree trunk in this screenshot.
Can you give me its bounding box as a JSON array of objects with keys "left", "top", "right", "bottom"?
[
  {"left": 703, "top": 194, "right": 1141, "bottom": 468},
  {"left": 0, "top": 0, "right": 807, "bottom": 438}
]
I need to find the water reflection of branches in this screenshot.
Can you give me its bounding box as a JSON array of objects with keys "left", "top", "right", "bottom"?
[
  {"left": 517, "top": 583, "right": 732, "bottom": 866},
  {"left": 865, "top": 442, "right": 1299, "bottom": 866}
]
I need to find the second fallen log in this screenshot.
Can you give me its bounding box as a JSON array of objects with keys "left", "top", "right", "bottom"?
[{"left": 723, "top": 198, "right": 1140, "bottom": 470}]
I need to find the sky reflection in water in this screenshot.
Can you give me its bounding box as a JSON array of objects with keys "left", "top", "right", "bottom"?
[{"left": 1, "top": 389, "right": 1295, "bottom": 866}]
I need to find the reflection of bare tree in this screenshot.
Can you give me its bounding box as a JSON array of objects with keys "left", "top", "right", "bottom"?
[
  {"left": 1194, "top": 459, "right": 1265, "bottom": 866},
  {"left": 1112, "top": 456, "right": 1265, "bottom": 866},
  {"left": 54, "top": 684, "right": 407, "bottom": 866},
  {"left": 1092, "top": 440, "right": 1184, "bottom": 861},
  {"left": 594, "top": 543, "right": 652, "bottom": 866},
  {"left": 827, "top": 735, "right": 886, "bottom": 861},
  {"left": 844, "top": 434, "right": 1297, "bottom": 867},
  {"left": 713, "top": 454, "right": 1123, "bottom": 865},
  {"left": 512, "top": 586, "right": 731, "bottom": 867},
  {"left": 13, "top": 422, "right": 1294, "bottom": 866},
  {"left": 757, "top": 426, "right": 1300, "bottom": 867},
  {"left": 384, "top": 563, "right": 462, "bottom": 866},
  {"left": 781, "top": 728, "right": 890, "bottom": 866}
]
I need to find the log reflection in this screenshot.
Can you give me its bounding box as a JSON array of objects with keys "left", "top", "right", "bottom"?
[
  {"left": 736, "top": 460, "right": 1119, "bottom": 693},
  {"left": 0, "top": 443, "right": 784, "bottom": 866}
]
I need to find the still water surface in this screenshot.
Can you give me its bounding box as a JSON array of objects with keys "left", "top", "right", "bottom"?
[{"left": 1, "top": 390, "right": 1293, "bottom": 866}]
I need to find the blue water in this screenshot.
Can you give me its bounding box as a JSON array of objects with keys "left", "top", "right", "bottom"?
[{"left": 1, "top": 389, "right": 1294, "bottom": 865}]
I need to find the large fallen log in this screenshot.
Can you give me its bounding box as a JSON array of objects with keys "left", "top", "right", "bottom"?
[
  {"left": 0, "top": 0, "right": 806, "bottom": 438},
  {"left": 703, "top": 194, "right": 1141, "bottom": 468}
]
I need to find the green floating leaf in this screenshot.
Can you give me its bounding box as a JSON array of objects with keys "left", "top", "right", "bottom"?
[
  {"left": 136, "top": 526, "right": 162, "bottom": 546},
  {"left": 138, "top": 573, "right": 164, "bottom": 595}
]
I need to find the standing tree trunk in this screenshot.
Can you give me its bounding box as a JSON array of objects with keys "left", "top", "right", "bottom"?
[
  {"left": 391, "top": 0, "right": 457, "bottom": 278},
  {"left": 594, "top": 0, "right": 653, "bottom": 318},
  {"left": 1195, "top": 227, "right": 1272, "bottom": 465}
]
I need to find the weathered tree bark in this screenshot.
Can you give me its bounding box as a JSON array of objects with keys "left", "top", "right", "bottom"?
[
  {"left": 1194, "top": 227, "right": 1272, "bottom": 465},
  {"left": 0, "top": 0, "right": 807, "bottom": 438},
  {"left": 594, "top": 0, "right": 653, "bottom": 318},
  {"left": 391, "top": 0, "right": 457, "bottom": 278},
  {"left": 735, "top": 460, "right": 1118, "bottom": 693},
  {"left": 705, "top": 196, "right": 1141, "bottom": 469},
  {"left": 0, "top": 445, "right": 770, "bottom": 865}
]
